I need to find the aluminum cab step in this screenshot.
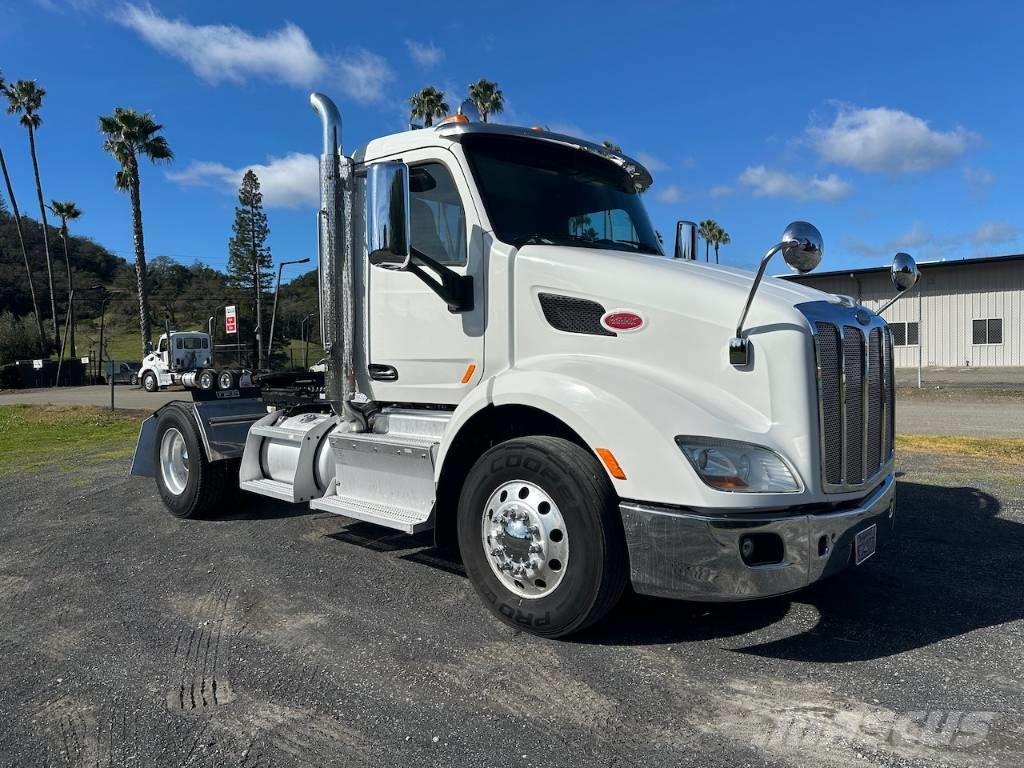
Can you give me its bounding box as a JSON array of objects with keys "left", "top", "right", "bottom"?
[
  {"left": 310, "top": 496, "right": 434, "bottom": 534},
  {"left": 310, "top": 425, "right": 442, "bottom": 534}
]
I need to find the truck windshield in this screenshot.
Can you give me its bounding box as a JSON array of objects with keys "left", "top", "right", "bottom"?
[{"left": 461, "top": 134, "right": 662, "bottom": 256}]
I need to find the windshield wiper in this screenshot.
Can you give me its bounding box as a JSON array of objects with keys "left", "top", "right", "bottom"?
[{"left": 592, "top": 238, "right": 660, "bottom": 255}]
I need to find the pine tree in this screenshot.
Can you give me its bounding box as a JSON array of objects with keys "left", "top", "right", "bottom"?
[{"left": 227, "top": 170, "right": 272, "bottom": 369}]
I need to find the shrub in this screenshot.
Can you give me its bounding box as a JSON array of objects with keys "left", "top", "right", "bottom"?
[{"left": 0, "top": 312, "right": 41, "bottom": 366}]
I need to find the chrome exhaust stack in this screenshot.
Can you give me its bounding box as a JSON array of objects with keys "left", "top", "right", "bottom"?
[{"left": 310, "top": 92, "right": 358, "bottom": 421}]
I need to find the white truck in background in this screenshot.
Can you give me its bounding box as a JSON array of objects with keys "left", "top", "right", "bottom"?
[
  {"left": 131, "top": 93, "right": 921, "bottom": 638},
  {"left": 138, "top": 330, "right": 251, "bottom": 393}
]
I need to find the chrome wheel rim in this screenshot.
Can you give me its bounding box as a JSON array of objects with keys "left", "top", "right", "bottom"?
[
  {"left": 144, "top": 375, "right": 155, "bottom": 391},
  {"left": 159, "top": 427, "right": 189, "bottom": 496},
  {"left": 481, "top": 480, "right": 569, "bottom": 599}
]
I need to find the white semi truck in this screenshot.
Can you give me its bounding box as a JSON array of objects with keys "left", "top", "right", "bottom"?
[
  {"left": 131, "top": 93, "right": 920, "bottom": 638},
  {"left": 138, "top": 330, "right": 251, "bottom": 393}
]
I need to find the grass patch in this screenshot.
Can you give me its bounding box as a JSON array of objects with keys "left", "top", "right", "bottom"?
[
  {"left": 0, "top": 405, "right": 142, "bottom": 476},
  {"left": 897, "top": 434, "right": 1024, "bottom": 465}
]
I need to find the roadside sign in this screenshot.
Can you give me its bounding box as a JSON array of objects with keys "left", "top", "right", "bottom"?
[
  {"left": 33, "top": 359, "right": 43, "bottom": 369},
  {"left": 225, "top": 305, "right": 237, "bottom": 334},
  {"left": 81, "top": 357, "right": 90, "bottom": 364}
]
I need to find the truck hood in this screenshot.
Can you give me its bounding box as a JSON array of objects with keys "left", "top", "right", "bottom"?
[{"left": 515, "top": 244, "right": 838, "bottom": 334}]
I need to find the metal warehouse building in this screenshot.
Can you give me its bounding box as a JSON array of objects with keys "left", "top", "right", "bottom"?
[{"left": 783, "top": 253, "right": 1024, "bottom": 368}]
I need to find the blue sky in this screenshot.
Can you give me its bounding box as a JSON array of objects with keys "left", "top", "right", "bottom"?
[{"left": 0, "top": 0, "right": 1021, "bottom": 278}]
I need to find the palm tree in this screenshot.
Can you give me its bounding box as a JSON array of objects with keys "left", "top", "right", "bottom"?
[
  {"left": 48, "top": 200, "right": 82, "bottom": 357},
  {"left": 409, "top": 86, "right": 449, "bottom": 127},
  {"left": 99, "top": 107, "right": 173, "bottom": 355},
  {"left": 0, "top": 72, "right": 45, "bottom": 354},
  {"left": 698, "top": 219, "right": 717, "bottom": 263},
  {"left": 602, "top": 140, "right": 622, "bottom": 152},
  {"left": 467, "top": 79, "right": 504, "bottom": 123},
  {"left": 712, "top": 224, "right": 731, "bottom": 265},
  {"left": 5, "top": 79, "right": 59, "bottom": 349}
]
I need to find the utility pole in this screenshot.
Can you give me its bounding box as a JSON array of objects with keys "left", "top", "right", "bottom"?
[{"left": 267, "top": 257, "right": 310, "bottom": 365}]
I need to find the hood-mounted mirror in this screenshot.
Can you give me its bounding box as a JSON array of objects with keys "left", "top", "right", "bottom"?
[
  {"left": 877, "top": 252, "right": 921, "bottom": 315},
  {"left": 729, "top": 221, "right": 824, "bottom": 366}
]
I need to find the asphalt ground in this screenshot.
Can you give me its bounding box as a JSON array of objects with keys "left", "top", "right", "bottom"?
[{"left": 0, "top": 439, "right": 1021, "bottom": 766}]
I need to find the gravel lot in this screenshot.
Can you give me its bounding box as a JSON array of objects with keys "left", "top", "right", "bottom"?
[{"left": 1, "top": 440, "right": 1022, "bottom": 766}]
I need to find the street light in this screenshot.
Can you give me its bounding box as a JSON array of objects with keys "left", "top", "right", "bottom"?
[{"left": 266, "top": 257, "right": 311, "bottom": 367}]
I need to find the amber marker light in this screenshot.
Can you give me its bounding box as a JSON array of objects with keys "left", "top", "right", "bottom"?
[{"left": 596, "top": 448, "right": 627, "bottom": 480}]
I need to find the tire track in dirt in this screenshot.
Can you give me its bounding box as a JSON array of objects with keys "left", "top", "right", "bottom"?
[{"left": 167, "top": 576, "right": 237, "bottom": 713}]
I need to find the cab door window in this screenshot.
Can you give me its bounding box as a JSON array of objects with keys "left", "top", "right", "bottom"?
[{"left": 410, "top": 163, "right": 466, "bottom": 267}]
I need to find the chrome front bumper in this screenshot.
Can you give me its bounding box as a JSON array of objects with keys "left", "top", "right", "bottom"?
[{"left": 620, "top": 473, "right": 897, "bottom": 601}]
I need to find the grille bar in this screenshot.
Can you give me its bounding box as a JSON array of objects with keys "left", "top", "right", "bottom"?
[{"left": 805, "top": 302, "right": 892, "bottom": 493}]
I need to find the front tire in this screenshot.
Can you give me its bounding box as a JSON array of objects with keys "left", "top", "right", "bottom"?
[
  {"left": 153, "top": 405, "right": 231, "bottom": 519},
  {"left": 142, "top": 372, "right": 158, "bottom": 392},
  {"left": 457, "top": 436, "right": 627, "bottom": 638}
]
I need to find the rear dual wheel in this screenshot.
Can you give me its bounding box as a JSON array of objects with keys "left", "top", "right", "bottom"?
[
  {"left": 457, "top": 436, "right": 628, "bottom": 638},
  {"left": 154, "top": 404, "right": 234, "bottom": 519}
]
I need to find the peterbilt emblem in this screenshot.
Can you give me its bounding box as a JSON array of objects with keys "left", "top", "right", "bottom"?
[
  {"left": 601, "top": 310, "right": 646, "bottom": 333},
  {"left": 855, "top": 309, "right": 871, "bottom": 326}
]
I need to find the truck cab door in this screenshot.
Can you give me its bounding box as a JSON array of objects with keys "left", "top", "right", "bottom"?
[{"left": 364, "top": 150, "right": 485, "bottom": 405}]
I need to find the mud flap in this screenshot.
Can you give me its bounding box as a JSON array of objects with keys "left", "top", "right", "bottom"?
[{"left": 128, "top": 391, "right": 267, "bottom": 478}]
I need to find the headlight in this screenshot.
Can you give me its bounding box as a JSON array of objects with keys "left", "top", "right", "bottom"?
[{"left": 675, "top": 436, "right": 801, "bottom": 493}]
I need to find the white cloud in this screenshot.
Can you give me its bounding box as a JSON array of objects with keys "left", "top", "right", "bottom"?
[
  {"left": 808, "top": 105, "right": 977, "bottom": 174},
  {"left": 655, "top": 184, "right": 684, "bottom": 204},
  {"left": 404, "top": 40, "right": 444, "bottom": 68},
  {"left": 117, "top": 5, "right": 325, "bottom": 86},
  {"left": 166, "top": 153, "right": 319, "bottom": 209},
  {"left": 890, "top": 222, "right": 934, "bottom": 250},
  {"left": 974, "top": 221, "right": 1017, "bottom": 244},
  {"left": 963, "top": 166, "right": 994, "bottom": 199},
  {"left": 337, "top": 49, "right": 393, "bottom": 103},
  {"left": 739, "top": 165, "right": 851, "bottom": 201},
  {"left": 635, "top": 151, "right": 668, "bottom": 172},
  {"left": 709, "top": 185, "right": 734, "bottom": 198}
]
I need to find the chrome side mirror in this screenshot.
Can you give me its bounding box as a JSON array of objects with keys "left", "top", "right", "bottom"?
[
  {"left": 366, "top": 161, "right": 412, "bottom": 269},
  {"left": 877, "top": 252, "right": 920, "bottom": 315},
  {"left": 891, "top": 251, "right": 920, "bottom": 292},
  {"left": 674, "top": 220, "right": 698, "bottom": 260},
  {"left": 781, "top": 221, "right": 823, "bottom": 273}
]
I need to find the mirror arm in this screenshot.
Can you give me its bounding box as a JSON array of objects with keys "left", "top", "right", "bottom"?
[
  {"left": 734, "top": 240, "right": 792, "bottom": 339},
  {"left": 727, "top": 240, "right": 794, "bottom": 366},
  {"left": 875, "top": 281, "right": 918, "bottom": 316},
  {"left": 406, "top": 247, "right": 475, "bottom": 313}
]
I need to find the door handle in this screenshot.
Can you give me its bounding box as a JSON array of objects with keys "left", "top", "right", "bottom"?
[{"left": 369, "top": 364, "right": 398, "bottom": 381}]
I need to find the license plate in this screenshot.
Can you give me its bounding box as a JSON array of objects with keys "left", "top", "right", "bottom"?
[{"left": 855, "top": 524, "right": 877, "bottom": 565}]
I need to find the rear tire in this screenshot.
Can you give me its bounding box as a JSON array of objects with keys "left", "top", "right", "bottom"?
[
  {"left": 153, "top": 404, "right": 231, "bottom": 519},
  {"left": 142, "top": 372, "right": 158, "bottom": 392},
  {"left": 197, "top": 369, "right": 216, "bottom": 391},
  {"left": 457, "top": 436, "right": 627, "bottom": 638},
  {"left": 218, "top": 369, "right": 237, "bottom": 390}
]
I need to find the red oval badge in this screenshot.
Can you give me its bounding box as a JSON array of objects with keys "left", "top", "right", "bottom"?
[{"left": 601, "top": 311, "right": 645, "bottom": 333}]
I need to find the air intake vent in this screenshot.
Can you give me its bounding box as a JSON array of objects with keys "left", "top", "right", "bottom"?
[{"left": 538, "top": 293, "right": 615, "bottom": 337}]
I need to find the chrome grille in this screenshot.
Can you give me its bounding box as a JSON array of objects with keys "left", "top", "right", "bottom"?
[
  {"left": 814, "top": 323, "right": 843, "bottom": 484},
  {"left": 805, "top": 302, "right": 894, "bottom": 493}
]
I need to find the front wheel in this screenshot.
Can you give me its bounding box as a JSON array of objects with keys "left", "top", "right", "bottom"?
[
  {"left": 457, "top": 436, "right": 627, "bottom": 638},
  {"left": 142, "top": 371, "right": 158, "bottom": 392},
  {"left": 154, "top": 405, "right": 232, "bottom": 519}
]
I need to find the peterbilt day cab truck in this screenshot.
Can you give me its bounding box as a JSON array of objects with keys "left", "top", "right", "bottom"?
[
  {"left": 131, "top": 93, "right": 921, "bottom": 638},
  {"left": 139, "top": 330, "right": 250, "bottom": 393}
]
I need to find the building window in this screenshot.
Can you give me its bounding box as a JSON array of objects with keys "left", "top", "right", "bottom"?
[
  {"left": 890, "top": 321, "right": 919, "bottom": 347},
  {"left": 973, "top": 318, "right": 1003, "bottom": 345}
]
